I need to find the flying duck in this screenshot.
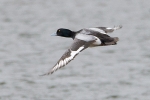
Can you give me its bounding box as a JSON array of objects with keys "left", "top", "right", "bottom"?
[{"left": 41, "top": 25, "right": 122, "bottom": 75}]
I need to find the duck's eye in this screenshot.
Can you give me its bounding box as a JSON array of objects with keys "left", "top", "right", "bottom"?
[{"left": 58, "top": 30, "right": 60, "bottom": 32}]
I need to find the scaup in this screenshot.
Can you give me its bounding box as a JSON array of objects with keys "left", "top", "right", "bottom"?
[{"left": 41, "top": 25, "right": 122, "bottom": 75}]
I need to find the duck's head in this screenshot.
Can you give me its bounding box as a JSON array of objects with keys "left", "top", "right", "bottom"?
[{"left": 52, "top": 28, "right": 75, "bottom": 38}]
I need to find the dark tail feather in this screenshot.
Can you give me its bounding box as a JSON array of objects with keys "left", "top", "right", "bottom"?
[
  {"left": 104, "top": 37, "right": 119, "bottom": 45},
  {"left": 113, "top": 37, "right": 119, "bottom": 42}
]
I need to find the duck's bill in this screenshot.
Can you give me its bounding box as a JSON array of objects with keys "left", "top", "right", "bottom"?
[{"left": 51, "top": 33, "right": 57, "bottom": 36}]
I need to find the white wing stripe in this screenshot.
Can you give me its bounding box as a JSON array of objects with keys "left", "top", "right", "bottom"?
[
  {"left": 53, "top": 46, "right": 85, "bottom": 71},
  {"left": 53, "top": 64, "right": 57, "bottom": 71},
  {"left": 43, "top": 46, "right": 86, "bottom": 75},
  {"left": 59, "top": 61, "right": 61, "bottom": 67},
  {"left": 64, "top": 59, "right": 67, "bottom": 65},
  {"left": 60, "top": 60, "right": 63, "bottom": 66},
  {"left": 106, "top": 27, "right": 112, "bottom": 29}
]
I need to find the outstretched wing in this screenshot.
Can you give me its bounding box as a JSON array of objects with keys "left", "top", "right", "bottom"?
[
  {"left": 41, "top": 37, "right": 96, "bottom": 75},
  {"left": 89, "top": 25, "right": 122, "bottom": 34}
]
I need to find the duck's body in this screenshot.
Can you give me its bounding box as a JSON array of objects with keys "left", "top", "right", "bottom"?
[
  {"left": 76, "top": 27, "right": 119, "bottom": 47},
  {"left": 42, "top": 25, "right": 122, "bottom": 75}
]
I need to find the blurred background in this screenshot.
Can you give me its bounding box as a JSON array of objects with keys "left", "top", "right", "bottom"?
[{"left": 0, "top": 0, "right": 150, "bottom": 100}]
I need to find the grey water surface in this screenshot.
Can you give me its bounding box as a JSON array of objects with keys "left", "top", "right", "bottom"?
[{"left": 0, "top": 0, "right": 150, "bottom": 100}]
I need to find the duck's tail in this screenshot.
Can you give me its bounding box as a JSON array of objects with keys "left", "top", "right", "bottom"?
[{"left": 101, "top": 37, "right": 119, "bottom": 46}]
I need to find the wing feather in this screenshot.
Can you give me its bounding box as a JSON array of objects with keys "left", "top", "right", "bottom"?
[{"left": 41, "top": 38, "right": 95, "bottom": 75}]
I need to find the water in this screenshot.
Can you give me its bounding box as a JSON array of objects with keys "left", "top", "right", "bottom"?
[{"left": 0, "top": 0, "right": 150, "bottom": 100}]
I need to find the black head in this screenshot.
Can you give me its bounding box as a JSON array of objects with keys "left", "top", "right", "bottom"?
[{"left": 56, "top": 28, "right": 74, "bottom": 38}]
